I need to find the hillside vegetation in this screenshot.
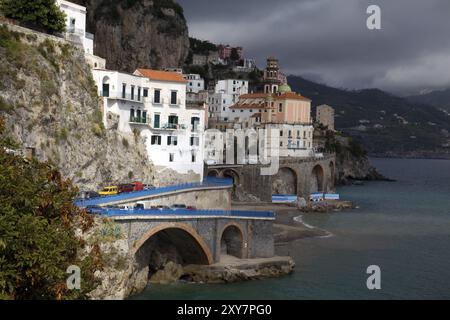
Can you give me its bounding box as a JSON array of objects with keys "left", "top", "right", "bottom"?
[{"left": 288, "top": 76, "right": 450, "bottom": 158}]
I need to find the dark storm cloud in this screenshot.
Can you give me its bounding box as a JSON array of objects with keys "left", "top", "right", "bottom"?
[{"left": 177, "top": 0, "right": 450, "bottom": 95}]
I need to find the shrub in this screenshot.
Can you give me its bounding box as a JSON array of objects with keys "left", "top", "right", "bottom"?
[
  {"left": 0, "top": 0, "right": 66, "bottom": 33},
  {"left": 0, "top": 117, "right": 100, "bottom": 299}
]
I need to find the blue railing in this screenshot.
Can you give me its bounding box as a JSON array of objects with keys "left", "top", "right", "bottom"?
[
  {"left": 90, "top": 208, "right": 275, "bottom": 219},
  {"left": 75, "top": 177, "right": 233, "bottom": 207}
]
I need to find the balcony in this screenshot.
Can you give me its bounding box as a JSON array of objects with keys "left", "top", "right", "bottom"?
[
  {"left": 100, "top": 91, "right": 144, "bottom": 104},
  {"left": 129, "top": 116, "right": 150, "bottom": 126}
]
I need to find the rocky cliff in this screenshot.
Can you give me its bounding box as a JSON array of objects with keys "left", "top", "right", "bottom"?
[
  {"left": 0, "top": 23, "right": 155, "bottom": 190},
  {"left": 73, "top": 0, "right": 190, "bottom": 72}
]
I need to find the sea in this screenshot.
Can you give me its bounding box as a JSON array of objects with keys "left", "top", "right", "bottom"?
[{"left": 131, "top": 158, "right": 450, "bottom": 300}]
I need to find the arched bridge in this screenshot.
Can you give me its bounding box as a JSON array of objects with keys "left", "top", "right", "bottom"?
[
  {"left": 97, "top": 209, "right": 275, "bottom": 264},
  {"left": 207, "top": 155, "right": 336, "bottom": 201}
]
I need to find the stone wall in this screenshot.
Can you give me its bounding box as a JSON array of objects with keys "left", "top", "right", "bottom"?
[{"left": 129, "top": 188, "right": 232, "bottom": 211}]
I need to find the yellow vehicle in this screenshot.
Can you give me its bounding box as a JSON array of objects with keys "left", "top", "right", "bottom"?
[{"left": 99, "top": 186, "right": 119, "bottom": 196}]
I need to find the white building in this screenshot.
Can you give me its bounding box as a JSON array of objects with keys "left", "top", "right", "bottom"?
[
  {"left": 184, "top": 74, "right": 205, "bottom": 93},
  {"left": 56, "top": 0, "right": 105, "bottom": 69},
  {"left": 92, "top": 68, "right": 206, "bottom": 181},
  {"left": 209, "top": 79, "right": 249, "bottom": 121}
]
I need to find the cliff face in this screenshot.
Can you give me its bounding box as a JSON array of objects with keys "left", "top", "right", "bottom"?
[
  {"left": 74, "top": 0, "right": 190, "bottom": 72},
  {"left": 0, "top": 23, "right": 155, "bottom": 190}
]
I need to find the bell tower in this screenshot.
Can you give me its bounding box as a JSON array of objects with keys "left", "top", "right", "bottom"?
[{"left": 264, "top": 56, "right": 281, "bottom": 93}]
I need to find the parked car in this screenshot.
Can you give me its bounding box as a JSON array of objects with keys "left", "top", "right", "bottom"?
[
  {"left": 118, "top": 184, "right": 134, "bottom": 193},
  {"left": 170, "top": 204, "right": 187, "bottom": 210},
  {"left": 134, "top": 202, "right": 146, "bottom": 210},
  {"left": 132, "top": 181, "right": 144, "bottom": 192},
  {"left": 186, "top": 206, "right": 197, "bottom": 210},
  {"left": 76, "top": 191, "right": 100, "bottom": 201},
  {"left": 156, "top": 205, "right": 170, "bottom": 210},
  {"left": 144, "top": 184, "right": 156, "bottom": 190},
  {"left": 99, "top": 186, "right": 119, "bottom": 196}
]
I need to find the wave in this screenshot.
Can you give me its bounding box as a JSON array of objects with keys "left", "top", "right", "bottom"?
[{"left": 293, "top": 215, "right": 334, "bottom": 238}]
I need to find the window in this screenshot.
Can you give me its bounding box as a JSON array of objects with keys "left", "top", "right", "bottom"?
[
  {"left": 138, "top": 87, "right": 141, "bottom": 101},
  {"left": 168, "top": 115, "right": 178, "bottom": 128},
  {"left": 280, "top": 142, "right": 283, "bottom": 147},
  {"left": 122, "top": 84, "right": 126, "bottom": 99},
  {"left": 288, "top": 130, "right": 292, "bottom": 137},
  {"left": 280, "top": 130, "right": 283, "bottom": 137},
  {"left": 130, "top": 109, "right": 135, "bottom": 122},
  {"left": 304, "top": 131, "right": 306, "bottom": 139},
  {"left": 142, "top": 111, "right": 147, "bottom": 123},
  {"left": 190, "top": 136, "right": 200, "bottom": 146},
  {"left": 151, "top": 135, "right": 161, "bottom": 145},
  {"left": 143, "top": 88, "right": 149, "bottom": 97},
  {"left": 279, "top": 103, "right": 283, "bottom": 112},
  {"left": 153, "top": 114, "right": 160, "bottom": 128},
  {"left": 171, "top": 91, "right": 178, "bottom": 105},
  {"left": 167, "top": 136, "right": 178, "bottom": 146},
  {"left": 169, "top": 153, "right": 174, "bottom": 162},
  {"left": 154, "top": 89, "right": 161, "bottom": 104},
  {"left": 191, "top": 153, "right": 196, "bottom": 163},
  {"left": 130, "top": 86, "right": 135, "bottom": 100}
]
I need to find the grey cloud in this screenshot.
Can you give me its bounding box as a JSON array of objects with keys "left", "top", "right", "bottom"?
[{"left": 178, "top": 0, "right": 450, "bottom": 95}]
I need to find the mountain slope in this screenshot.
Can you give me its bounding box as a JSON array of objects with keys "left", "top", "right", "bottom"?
[
  {"left": 407, "top": 89, "right": 450, "bottom": 113},
  {"left": 73, "top": 0, "right": 189, "bottom": 72},
  {"left": 288, "top": 75, "right": 450, "bottom": 157}
]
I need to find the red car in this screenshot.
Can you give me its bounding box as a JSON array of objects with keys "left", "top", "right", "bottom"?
[
  {"left": 132, "top": 181, "right": 144, "bottom": 191},
  {"left": 118, "top": 184, "right": 134, "bottom": 193}
]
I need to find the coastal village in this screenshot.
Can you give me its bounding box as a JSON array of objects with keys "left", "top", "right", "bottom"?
[{"left": 0, "top": 0, "right": 356, "bottom": 299}]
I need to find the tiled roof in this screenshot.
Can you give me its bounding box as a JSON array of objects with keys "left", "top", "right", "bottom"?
[
  {"left": 136, "top": 69, "right": 187, "bottom": 83},
  {"left": 274, "top": 92, "right": 311, "bottom": 102}
]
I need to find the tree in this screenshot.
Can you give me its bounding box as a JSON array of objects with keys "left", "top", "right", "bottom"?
[
  {"left": 230, "top": 48, "right": 240, "bottom": 62},
  {"left": 0, "top": 117, "right": 100, "bottom": 299},
  {"left": 0, "top": 0, "right": 66, "bottom": 34}
]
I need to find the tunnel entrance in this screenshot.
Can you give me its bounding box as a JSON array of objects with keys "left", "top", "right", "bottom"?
[
  {"left": 220, "top": 225, "right": 244, "bottom": 259},
  {"left": 134, "top": 226, "right": 213, "bottom": 282}
]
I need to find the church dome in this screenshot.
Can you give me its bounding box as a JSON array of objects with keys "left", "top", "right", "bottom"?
[{"left": 278, "top": 84, "right": 292, "bottom": 93}]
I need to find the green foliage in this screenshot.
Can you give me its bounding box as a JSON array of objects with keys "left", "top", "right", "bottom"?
[
  {"left": 96, "top": 219, "right": 123, "bottom": 243},
  {"left": 0, "top": 117, "right": 100, "bottom": 299},
  {"left": 348, "top": 138, "right": 367, "bottom": 158},
  {"left": 0, "top": 0, "right": 66, "bottom": 33},
  {"left": 189, "top": 37, "right": 217, "bottom": 55},
  {"left": 0, "top": 96, "right": 14, "bottom": 113}
]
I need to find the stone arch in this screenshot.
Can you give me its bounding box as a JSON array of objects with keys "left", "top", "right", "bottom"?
[
  {"left": 220, "top": 223, "right": 245, "bottom": 259},
  {"left": 132, "top": 223, "right": 214, "bottom": 265},
  {"left": 222, "top": 168, "right": 241, "bottom": 186},
  {"left": 207, "top": 169, "right": 220, "bottom": 177},
  {"left": 311, "top": 164, "right": 325, "bottom": 193},
  {"left": 272, "top": 167, "right": 298, "bottom": 195}
]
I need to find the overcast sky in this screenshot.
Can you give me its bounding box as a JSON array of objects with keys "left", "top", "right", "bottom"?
[{"left": 177, "top": 0, "right": 450, "bottom": 96}]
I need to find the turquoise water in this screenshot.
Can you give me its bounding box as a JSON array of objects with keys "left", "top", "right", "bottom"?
[{"left": 131, "top": 158, "right": 450, "bottom": 300}]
